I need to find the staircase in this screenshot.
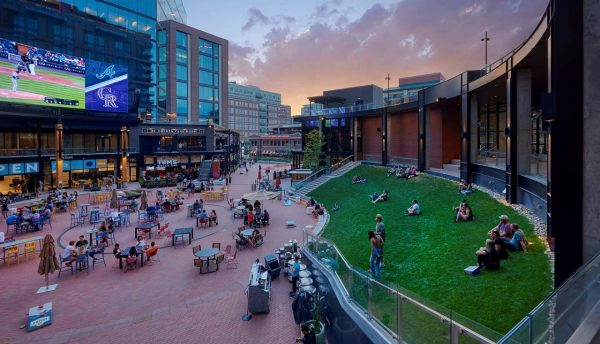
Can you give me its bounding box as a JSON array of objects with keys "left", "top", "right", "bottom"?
[
  {"left": 291, "top": 161, "right": 360, "bottom": 198},
  {"left": 198, "top": 160, "right": 212, "bottom": 181}
]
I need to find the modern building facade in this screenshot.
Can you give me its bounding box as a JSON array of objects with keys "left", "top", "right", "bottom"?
[
  {"left": 0, "top": 0, "right": 156, "bottom": 192},
  {"left": 157, "top": 0, "right": 186, "bottom": 24},
  {"left": 385, "top": 72, "right": 445, "bottom": 105},
  {"left": 297, "top": 0, "right": 595, "bottom": 289},
  {"left": 249, "top": 133, "right": 301, "bottom": 158},
  {"left": 227, "top": 81, "right": 292, "bottom": 140},
  {"left": 301, "top": 102, "right": 323, "bottom": 116},
  {"left": 156, "top": 20, "right": 228, "bottom": 125}
]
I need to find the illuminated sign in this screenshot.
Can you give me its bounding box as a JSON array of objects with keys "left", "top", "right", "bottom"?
[{"left": 0, "top": 162, "right": 39, "bottom": 175}]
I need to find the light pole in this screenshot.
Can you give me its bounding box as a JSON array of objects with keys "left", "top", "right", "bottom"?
[
  {"left": 385, "top": 73, "right": 391, "bottom": 106},
  {"left": 481, "top": 31, "right": 490, "bottom": 71}
]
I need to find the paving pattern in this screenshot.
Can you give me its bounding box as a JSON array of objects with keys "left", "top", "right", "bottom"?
[{"left": 0, "top": 163, "right": 316, "bottom": 344}]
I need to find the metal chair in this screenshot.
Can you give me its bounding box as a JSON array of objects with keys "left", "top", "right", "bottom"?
[
  {"left": 23, "top": 242, "right": 37, "bottom": 261},
  {"left": 226, "top": 250, "right": 238, "bottom": 269},
  {"left": 91, "top": 247, "right": 107, "bottom": 269},
  {"left": 58, "top": 258, "right": 74, "bottom": 277},
  {"left": 193, "top": 258, "right": 204, "bottom": 273},
  {"left": 211, "top": 243, "right": 221, "bottom": 250},
  {"left": 5, "top": 246, "right": 19, "bottom": 267},
  {"left": 192, "top": 245, "right": 202, "bottom": 255}
]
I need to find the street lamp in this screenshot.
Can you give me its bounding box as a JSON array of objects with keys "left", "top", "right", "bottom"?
[
  {"left": 481, "top": 31, "right": 490, "bottom": 72},
  {"left": 385, "top": 73, "right": 391, "bottom": 106}
]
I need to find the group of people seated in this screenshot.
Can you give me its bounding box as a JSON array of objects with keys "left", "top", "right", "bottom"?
[
  {"left": 351, "top": 175, "right": 368, "bottom": 184},
  {"left": 112, "top": 239, "right": 159, "bottom": 270},
  {"left": 387, "top": 166, "right": 419, "bottom": 179},
  {"left": 458, "top": 179, "right": 474, "bottom": 195},
  {"left": 475, "top": 214, "right": 528, "bottom": 271},
  {"left": 371, "top": 190, "right": 389, "bottom": 204},
  {"left": 159, "top": 193, "right": 183, "bottom": 212},
  {"left": 454, "top": 200, "right": 474, "bottom": 222},
  {"left": 197, "top": 209, "right": 218, "bottom": 226},
  {"left": 242, "top": 200, "right": 270, "bottom": 226}
]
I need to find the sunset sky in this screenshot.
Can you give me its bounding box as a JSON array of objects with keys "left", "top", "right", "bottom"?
[{"left": 183, "top": 0, "right": 547, "bottom": 114}]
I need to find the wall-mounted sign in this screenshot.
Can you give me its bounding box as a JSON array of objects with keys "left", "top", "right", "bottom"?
[
  {"left": 51, "top": 159, "right": 98, "bottom": 172},
  {"left": 0, "top": 162, "right": 39, "bottom": 176},
  {"left": 141, "top": 128, "right": 204, "bottom": 136},
  {"left": 157, "top": 159, "right": 178, "bottom": 167}
]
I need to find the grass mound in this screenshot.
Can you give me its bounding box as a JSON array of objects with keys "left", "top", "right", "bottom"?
[{"left": 309, "top": 165, "right": 552, "bottom": 336}]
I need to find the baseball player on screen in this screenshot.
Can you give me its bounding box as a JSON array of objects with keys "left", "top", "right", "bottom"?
[{"left": 11, "top": 70, "right": 19, "bottom": 92}]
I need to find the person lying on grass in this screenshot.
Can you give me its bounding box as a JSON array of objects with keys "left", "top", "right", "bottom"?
[
  {"left": 506, "top": 224, "right": 528, "bottom": 252},
  {"left": 387, "top": 166, "right": 404, "bottom": 177},
  {"left": 371, "top": 189, "right": 389, "bottom": 203},
  {"left": 352, "top": 175, "right": 368, "bottom": 184},
  {"left": 405, "top": 166, "right": 419, "bottom": 179},
  {"left": 455, "top": 201, "right": 474, "bottom": 222},
  {"left": 406, "top": 199, "right": 421, "bottom": 215}
]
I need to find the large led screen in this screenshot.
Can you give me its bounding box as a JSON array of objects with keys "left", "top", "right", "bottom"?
[{"left": 0, "top": 37, "right": 128, "bottom": 112}]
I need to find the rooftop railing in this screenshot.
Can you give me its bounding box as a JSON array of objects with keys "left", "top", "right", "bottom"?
[{"left": 304, "top": 94, "right": 418, "bottom": 117}]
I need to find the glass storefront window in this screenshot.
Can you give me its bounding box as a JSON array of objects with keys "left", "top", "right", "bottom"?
[
  {"left": 529, "top": 114, "right": 548, "bottom": 178},
  {"left": 476, "top": 102, "right": 507, "bottom": 169}
]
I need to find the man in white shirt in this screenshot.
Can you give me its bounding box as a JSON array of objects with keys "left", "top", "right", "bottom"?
[
  {"left": 62, "top": 241, "right": 76, "bottom": 265},
  {"left": 407, "top": 199, "right": 421, "bottom": 216}
]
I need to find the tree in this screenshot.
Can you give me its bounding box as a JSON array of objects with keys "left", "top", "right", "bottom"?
[{"left": 303, "top": 129, "right": 325, "bottom": 168}]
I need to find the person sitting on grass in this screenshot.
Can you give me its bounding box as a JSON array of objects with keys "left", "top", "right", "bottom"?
[
  {"left": 312, "top": 203, "right": 324, "bottom": 218},
  {"left": 475, "top": 229, "right": 507, "bottom": 270},
  {"left": 507, "top": 224, "right": 528, "bottom": 252},
  {"left": 406, "top": 199, "right": 421, "bottom": 216},
  {"left": 459, "top": 179, "right": 474, "bottom": 195},
  {"left": 405, "top": 166, "right": 419, "bottom": 179},
  {"left": 371, "top": 189, "right": 389, "bottom": 203},
  {"left": 455, "top": 201, "right": 474, "bottom": 222},
  {"left": 493, "top": 215, "right": 513, "bottom": 240}
]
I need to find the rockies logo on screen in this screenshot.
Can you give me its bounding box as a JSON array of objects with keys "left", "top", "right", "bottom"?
[
  {"left": 97, "top": 87, "right": 118, "bottom": 108},
  {"left": 95, "top": 65, "right": 116, "bottom": 79}
]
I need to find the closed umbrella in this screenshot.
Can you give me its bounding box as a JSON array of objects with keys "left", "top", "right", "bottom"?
[
  {"left": 140, "top": 190, "right": 148, "bottom": 210},
  {"left": 37, "top": 234, "right": 59, "bottom": 293},
  {"left": 110, "top": 189, "right": 118, "bottom": 209},
  {"left": 258, "top": 170, "right": 262, "bottom": 180},
  {"left": 275, "top": 175, "right": 281, "bottom": 188}
]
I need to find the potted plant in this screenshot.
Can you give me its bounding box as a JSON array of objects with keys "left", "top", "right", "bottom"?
[{"left": 306, "top": 290, "right": 326, "bottom": 344}]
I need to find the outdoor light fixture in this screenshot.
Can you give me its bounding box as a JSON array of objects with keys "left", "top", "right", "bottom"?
[
  {"left": 461, "top": 131, "right": 468, "bottom": 139},
  {"left": 504, "top": 127, "right": 511, "bottom": 136},
  {"left": 419, "top": 133, "right": 424, "bottom": 139}
]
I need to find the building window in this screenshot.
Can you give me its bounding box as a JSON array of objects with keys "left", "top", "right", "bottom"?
[
  {"left": 176, "top": 99, "right": 188, "bottom": 114},
  {"left": 176, "top": 65, "right": 188, "bottom": 81},
  {"left": 176, "top": 47, "right": 188, "bottom": 63},
  {"left": 176, "top": 82, "right": 188, "bottom": 98},
  {"left": 176, "top": 31, "right": 188, "bottom": 47},
  {"left": 199, "top": 39, "right": 213, "bottom": 54},
  {"left": 199, "top": 87, "right": 213, "bottom": 101},
  {"left": 158, "top": 30, "right": 166, "bottom": 45},
  {"left": 199, "top": 101, "right": 214, "bottom": 117},
  {"left": 476, "top": 102, "right": 507, "bottom": 169},
  {"left": 199, "top": 70, "right": 213, "bottom": 85},
  {"left": 200, "top": 55, "right": 213, "bottom": 70}
]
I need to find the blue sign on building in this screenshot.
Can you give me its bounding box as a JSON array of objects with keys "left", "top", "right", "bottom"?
[
  {"left": 85, "top": 60, "right": 128, "bottom": 113},
  {"left": 0, "top": 162, "right": 39, "bottom": 176}
]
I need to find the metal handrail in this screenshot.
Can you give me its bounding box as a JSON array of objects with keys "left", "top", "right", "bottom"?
[{"left": 304, "top": 235, "right": 497, "bottom": 344}]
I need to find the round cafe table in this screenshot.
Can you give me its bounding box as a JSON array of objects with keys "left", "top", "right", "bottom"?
[
  {"left": 241, "top": 229, "right": 254, "bottom": 237},
  {"left": 194, "top": 247, "right": 221, "bottom": 273}
]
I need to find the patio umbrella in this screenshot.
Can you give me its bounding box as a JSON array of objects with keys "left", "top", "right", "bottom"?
[
  {"left": 110, "top": 189, "right": 118, "bottom": 209},
  {"left": 140, "top": 190, "right": 148, "bottom": 210},
  {"left": 242, "top": 190, "right": 279, "bottom": 202},
  {"left": 37, "top": 234, "right": 59, "bottom": 291},
  {"left": 258, "top": 170, "right": 262, "bottom": 180}
]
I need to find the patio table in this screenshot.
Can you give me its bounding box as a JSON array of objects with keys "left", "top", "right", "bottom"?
[
  {"left": 194, "top": 247, "right": 220, "bottom": 273},
  {"left": 135, "top": 222, "right": 159, "bottom": 239},
  {"left": 116, "top": 246, "right": 145, "bottom": 269},
  {"left": 172, "top": 227, "right": 193, "bottom": 246},
  {"left": 1, "top": 236, "right": 43, "bottom": 263}
]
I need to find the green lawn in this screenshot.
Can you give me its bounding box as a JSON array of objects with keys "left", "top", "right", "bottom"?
[{"left": 308, "top": 165, "right": 552, "bottom": 338}]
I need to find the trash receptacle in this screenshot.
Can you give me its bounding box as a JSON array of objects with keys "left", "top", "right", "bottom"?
[{"left": 264, "top": 254, "right": 281, "bottom": 279}]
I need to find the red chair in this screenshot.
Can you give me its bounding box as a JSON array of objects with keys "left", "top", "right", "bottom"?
[
  {"left": 198, "top": 218, "right": 208, "bottom": 228},
  {"left": 222, "top": 244, "right": 232, "bottom": 255},
  {"left": 226, "top": 250, "right": 238, "bottom": 269}
]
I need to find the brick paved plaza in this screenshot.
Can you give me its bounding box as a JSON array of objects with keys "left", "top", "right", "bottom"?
[{"left": 0, "top": 163, "right": 316, "bottom": 344}]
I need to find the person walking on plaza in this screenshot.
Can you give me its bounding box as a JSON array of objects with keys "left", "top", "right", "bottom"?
[
  {"left": 375, "top": 214, "right": 386, "bottom": 267},
  {"left": 368, "top": 231, "right": 384, "bottom": 277}
]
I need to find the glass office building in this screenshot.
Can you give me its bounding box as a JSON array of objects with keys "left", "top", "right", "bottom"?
[{"left": 156, "top": 20, "right": 228, "bottom": 125}]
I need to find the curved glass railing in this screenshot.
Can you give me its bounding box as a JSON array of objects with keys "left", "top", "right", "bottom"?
[
  {"left": 302, "top": 229, "right": 502, "bottom": 344},
  {"left": 499, "top": 251, "right": 600, "bottom": 344}
]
